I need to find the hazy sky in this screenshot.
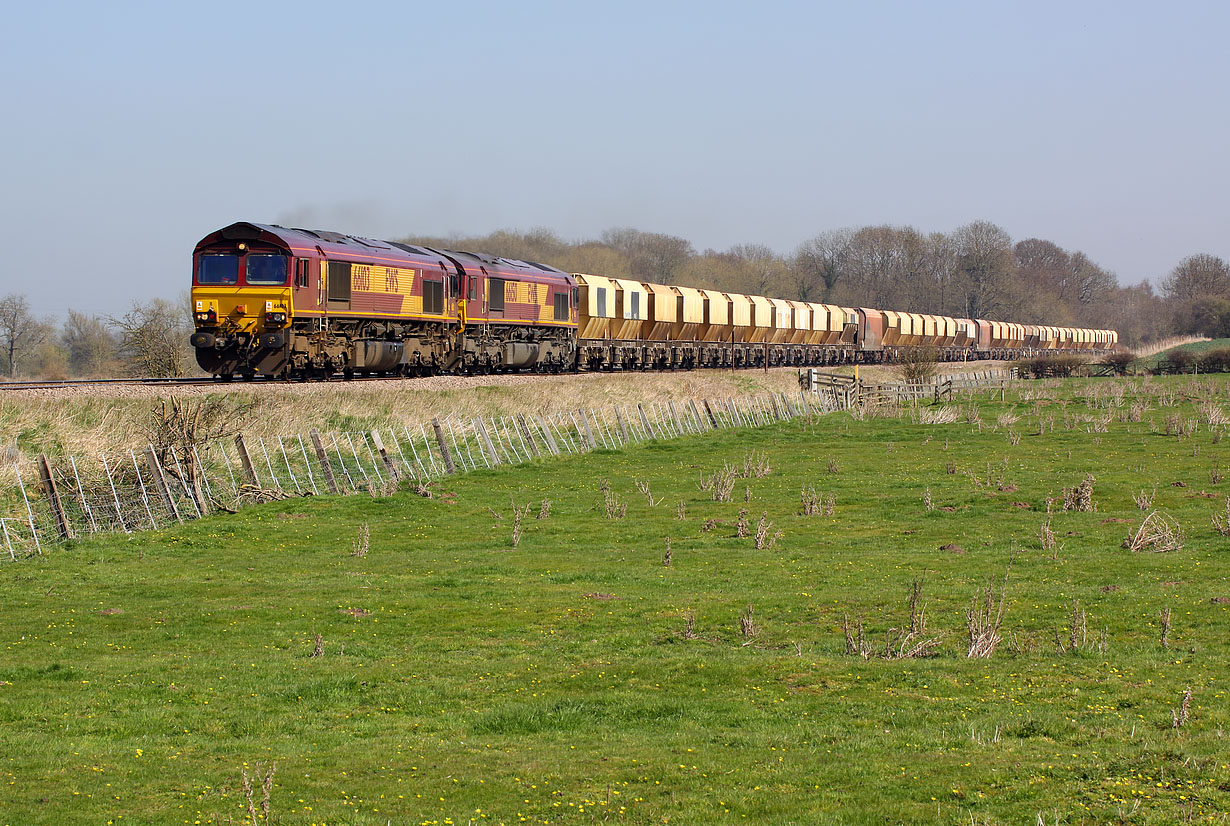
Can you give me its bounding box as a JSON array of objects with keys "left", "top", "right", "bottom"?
[{"left": 2, "top": 0, "right": 1227, "bottom": 318}]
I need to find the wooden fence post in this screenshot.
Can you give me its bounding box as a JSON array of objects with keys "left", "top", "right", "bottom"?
[
  {"left": 431, "top": 418, "right": 457, "bottom": 474},
  {"left": 668, "top": 400, "right": 685, "bottom": 434},
  {"left": 518, "top": 415, "right": 541, "bottom": 458},
  {"left": 614, "top": 406, "right": 630, "bottom": 443},
  {"left": 637, "top": 403, "right": 656, "bottom": 439},
  {"left": 703, "top": 399, "right": 719, "bottom": 429},
  {"left": 371, "top": 430, "right": 400, "bottom": 480},
  {"left": 535, "top": 415, "right": 560, "bottom": 456},
  {"left": 144, "top": 446, "right": 182, "bottom": 524},
  {"left": 186, "top": 450, "right": 210, "bottom": 516},
  {"left": 37, "top": 454, "right": 73, "bottom": 540},
  {"left": 310, "top": 430, "right": 340, "bottom": 494},
  {"left": 475, "top": 418, "right": 501, "bottom": 465},
  {"left": 234, "top": 435, "right": 258, "bottom": 487}
]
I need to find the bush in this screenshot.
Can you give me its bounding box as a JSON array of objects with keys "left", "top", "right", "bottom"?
[
  {"left": 1197, "top": 348, "right": 1230, "bottom": 373},
  {"left": 1166, "top": 349, "right": 1196, "bottom": 374},
  {"left": 1014, "top": 355, "right": 1089, "bottom": 379},
  {"left": 896, "top": 346, "right": 939, "bottom": 385},
  {"left": 1101, "top": 352, "right": 1136, "bottom": 376}
]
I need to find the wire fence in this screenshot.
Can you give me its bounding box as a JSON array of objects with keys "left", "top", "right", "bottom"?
[{"left": 1, "top": 390, "right": 843, "bottom": 558}]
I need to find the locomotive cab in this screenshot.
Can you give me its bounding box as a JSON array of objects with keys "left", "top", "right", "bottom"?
[{"left": 191, "top": 223, "right": 294, "bottom": 379}]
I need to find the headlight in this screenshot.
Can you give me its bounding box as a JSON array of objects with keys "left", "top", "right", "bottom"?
[
  {"left": 265, "top": 311, "right": 287, "bottom": 324},
  {"left": 195, "top": 309, "right": 217, "bottom": 324}
]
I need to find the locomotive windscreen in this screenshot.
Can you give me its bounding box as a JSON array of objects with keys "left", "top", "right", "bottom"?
[
  {"left": 197, "top": 254, "right": 238, "bottom": 285},
  {"left": 246, "top": 254, "right": 287, "bottom": 285}
]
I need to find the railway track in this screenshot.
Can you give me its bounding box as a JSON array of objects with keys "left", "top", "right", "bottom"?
[
  {"left": 0, "top": 371, "right": 572, "bottom": 391},
  {"left": 0, "top": 376, "right": 225, "bottom": 391}
]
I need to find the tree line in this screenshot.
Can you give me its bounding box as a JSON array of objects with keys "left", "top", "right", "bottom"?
[
  {"left": 407, "top": 219, "right": 1210, "bottom": 348},
  {"left": 0, "top": 219, "right": 1223, "bottom": 378},
  {"left": 0, "top": 296, "right": 192, "bottom": 379}
]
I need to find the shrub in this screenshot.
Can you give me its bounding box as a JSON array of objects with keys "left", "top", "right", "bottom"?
[
  {"left": 896, "top": 346, "right": 939, "bottom": 385},
  {"left": 1015, "top": 355, "right": 1089, "bottom": 379},
  {"left": 1166, "top": 349, "right": 1196, "bottom": 374},
  {"left": 1101, "top": 352, "right": 1136, "bottom": 376},
  {"left": 1197, "top": 348, "right": 1230, "bottom": 374}
]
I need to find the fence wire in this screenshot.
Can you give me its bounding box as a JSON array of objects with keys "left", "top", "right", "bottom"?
[{"left": 1, "top": 391, "right": 831, "bottom": 557}]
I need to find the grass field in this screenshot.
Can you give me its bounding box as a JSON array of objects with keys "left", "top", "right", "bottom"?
[
  {"left": 2, "top": 376, "right": 1229, "bottom": 825},
  {"left": 1137, "top": 339, "right": 1230, "bottom": 371}
]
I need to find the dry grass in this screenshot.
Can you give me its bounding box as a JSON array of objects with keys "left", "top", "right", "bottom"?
[
  {"left": 700, "top": 466, "right": 737, "bottom": 502},
  {"left": 1062, "top": 474, "right": 1096, "bottom": 512},
  {"left": 510, "top": 499, "right": 532, "bottom": 547},
  {"left": 800, "top": 487, "right": 835, "bottom": 516},
  {"left": 967, "top": 571, "right": 1010, "bottom": 659},
  {"left": 599, "top": 480, "right": 627, "bottom": 520},
  {"left": 1122, "top": 511, "right": 1185, "bottom": 553},
  {"left": 842, "top": 580, "right": 943, "bottom": 660},
  {"left": 0, "top": 368, "right": 807, "bottom": 480},
  {"left": 753, "top": 512, "right": 781, "bottom": 550},
  {"left": 241, "top": 762, "right": 276, "bottom": 825},
  {"left": 738, "top": 603, "right": 759, "bottom": 643},
  {"left": 350, "top": 523, "right": 370, "bottom": 557},
  {"left": 1172, "top": 687, "right": 1193, "bottom": 729},
  {"left": 915, "top": 405, "right": 962, "bottom": 425},
  {"left": 1213, "top": 496, "right": 1230, "bottom": 536}
]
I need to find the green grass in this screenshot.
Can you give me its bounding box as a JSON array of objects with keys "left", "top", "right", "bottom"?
[
  {"left": 2, "top": 377, "right": 1230, "bottom": 825},
  {"left": 1138, "top": 338, "right": 1230, "bottom": 370}
]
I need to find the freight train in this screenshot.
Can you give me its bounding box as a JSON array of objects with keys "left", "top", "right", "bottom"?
[{"left": 189, "top": 222, "right": 1117, "bottom": 380}]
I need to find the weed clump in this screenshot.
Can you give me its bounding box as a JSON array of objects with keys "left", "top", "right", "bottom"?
[
  {"left": 1062, "top": 474, "right": 1096, "bottom": 512},
  {"left": 842, "top": 580, "right": 942, "bottom": 660},
  {"left": 599, "top": 480, "right": 627, "bottom": 519},
  {"left": 1213, "top": 497, "right": 1230, "bottom": 536},
  {"left": 800, "top": 487, "right": 835, "bottom": 516},
  {"left": 966, "top": 573, "right": 1009, "bottom": 659},
  {"left": 351, "top": 524, "right": 370, "bottom": 558},
  {"left": 1122, "top": 511, "right": 1184, "bottom": 553}
]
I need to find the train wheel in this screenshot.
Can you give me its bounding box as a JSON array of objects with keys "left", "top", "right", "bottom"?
[{"left": 241, "top": 371, "right": 255, "bottom": 381}]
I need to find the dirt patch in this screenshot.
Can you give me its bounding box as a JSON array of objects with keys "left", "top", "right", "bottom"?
[
  {"left": 1172, "top": 481, "right": 1188, "bottom": 488},
  {"left": 340, "top": 607, "right": 372, "bottom": 617},
  {"left": 1011, "top": 502, "right": 1031, "bottom": 509},
  {"left": 228, "top": 605, "right": 254, "bottom": 610},
  {"left": 1100, "top": 585, "right": 1120, "bottom": 593},
  {"left": 999, "top": 484, "right": 1019, "bottom": 493},
  {"left": 1212, "top": 597, "right": 1230, "bottom": 605},
  {"left": 277, "top": 513, "right": 308, "bottom": 520},
  {"left": 1189, "top": 491, "right": 1218, "bottom": 499},
  {"left": 1102, "top": 518, "right": 1133, "bottom": 524},
  {"left": 940, "top": 506, "right": 958, "bottom": 512},
  {"left": 939, "top": 543, "right": 965, "bottom": 554},
  {"left": 1161, "top": 581, "right": 1186, "bottom": 588},
  {"left": 98, "top": 608, "right": 124, "bottom": 616},
  {"left": 583, "top": 593, "right": 618, "bottom": 600}
]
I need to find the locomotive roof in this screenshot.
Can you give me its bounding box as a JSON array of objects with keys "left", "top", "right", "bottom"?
[{"left": 197, "top": 222, "right": 573, "bottom": 282}]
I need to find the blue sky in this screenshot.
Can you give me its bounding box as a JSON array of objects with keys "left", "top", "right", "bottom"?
[{"left": 2, "top": 0, "right": 1227, "bottom": 317}]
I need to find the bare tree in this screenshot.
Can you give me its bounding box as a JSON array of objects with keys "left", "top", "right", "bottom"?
[
  {"left": 110, "top": 298, "right": 193, "bottom": 377},
  {"left": 61, "top": 310, "right": 119, "bottom": 376},
  {"left": 952, "top": 221, "right": 1015, "bottom": 319},
  {"left": 0, "top": 294, "right": 48, "bottom": 378},
  {"left": 600, "top": 228, "right": 695, "bottom": 284},
  {"left": 726, "top": 243, "right": 788, "bottom": 296},
  {"left": 1162, "top": 253, "right": 1230, "bottom": 301},
  {"left": 792, "top": 228, "right": 852, "bottom": 302}
]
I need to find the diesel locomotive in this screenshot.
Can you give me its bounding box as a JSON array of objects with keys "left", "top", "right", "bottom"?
[{"left": 189, "top": 222, "right": 1117, "bottom": 380}]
